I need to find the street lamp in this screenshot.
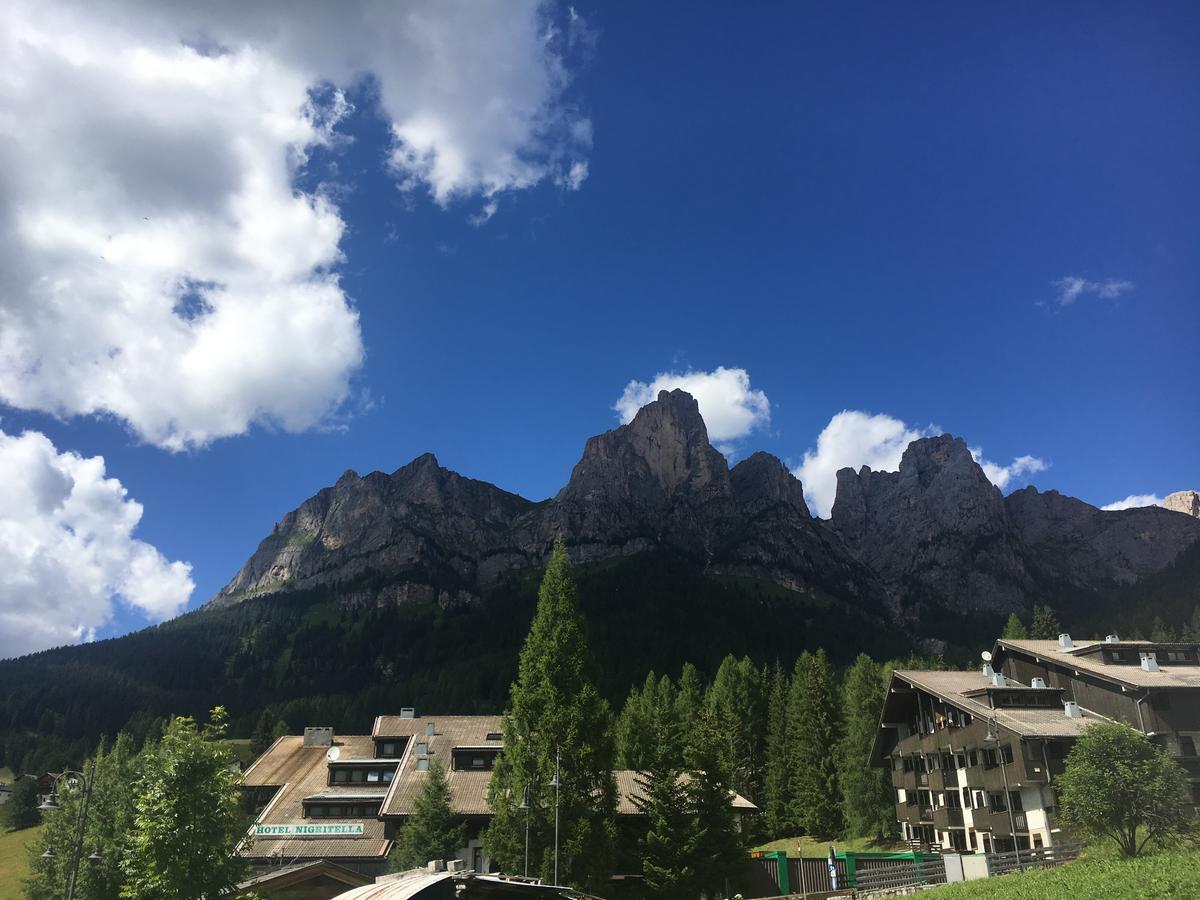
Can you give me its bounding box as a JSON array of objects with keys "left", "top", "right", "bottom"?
[
  {"left": 984, "top": 719, "right": 1023, "bottom": 871},
  {"left": 549, "top": 749, "right": 560, "bottom": 886},
  {"left": 519, "top": 781, "right": 535, "bottom": 878},
  {"left": 38, "top": 761, "right": 100, "bottom": 900}
]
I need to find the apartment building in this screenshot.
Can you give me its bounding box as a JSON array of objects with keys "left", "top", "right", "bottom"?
[{"left": 872, "top": 634, "right": 1200, "bottom": 854}]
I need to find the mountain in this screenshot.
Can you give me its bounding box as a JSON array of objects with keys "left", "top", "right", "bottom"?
[
  {"left": 213, "top": 390, "right": 888, "bottom": 614},
  {"left": 3, "top": 389, "right": 1199, "bottom": 773},
  {"left": 1164, "top": 490, "right": 1200, "bottom": 518}
]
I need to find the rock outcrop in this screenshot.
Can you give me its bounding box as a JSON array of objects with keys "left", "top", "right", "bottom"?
[
  {"left": 211, "top": 391, "right": 1200, "bottom": 628},
  {"left": 1164, "top": 490, "right": 1200, "bottom": 518}
]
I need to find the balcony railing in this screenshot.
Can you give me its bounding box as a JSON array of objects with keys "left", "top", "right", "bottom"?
[
  {"left": 918, "top": 806, "right": 934, "bottom": 822},
  {"left": 1014, "top": 812, "right": 1028, "bottom": 830}
]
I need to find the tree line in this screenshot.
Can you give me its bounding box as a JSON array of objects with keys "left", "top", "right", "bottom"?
[{"left": 13, "top": 708, "right": 250, "bottom": 900}]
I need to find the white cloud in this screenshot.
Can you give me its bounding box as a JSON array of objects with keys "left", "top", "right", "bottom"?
[
  {"left": 0, "top": 0, "right": 588, "bottom": 450},
  {"left": 1052, "top": 275, "right": 1135, "bottom": 307},
  {"left": 1101, "top": 493, "right": 1163, "bottom": 511},
  {"left": 793, "top": 411, "right": 1047, "bottom": 517},
  {"left": 0, "top": 428, "right": 193, "bottom": 659},
  {"left": 614, "top": 366, "right": 770, "bottom": 452},
  {"left": 970, "top": 450, "right": 1049, "bottom": 491},
  {"left": 793, "top": 411, "right": 934, "bottom": 517}
]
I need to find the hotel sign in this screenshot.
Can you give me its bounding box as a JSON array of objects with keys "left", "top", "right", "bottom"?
[{"left": 254, "top": 823, "right": 365, "bottom": 838}]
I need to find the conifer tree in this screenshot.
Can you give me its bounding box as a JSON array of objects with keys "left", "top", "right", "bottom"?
[
  {"left": 484, "top": 541, "right": 617, "bottom": 890},
  {"left": 763, "top": 662, "right": 791, "bottom": 837},
  {"left": 617, "top": 672, "right": 679, "bottom": 770},
  {"left": 635, "top": 718, "right": 698, "bottom": 900},
  {"left": 1030, "top": 605, "right": 1061, "bottom": 640},
  {"left": 686, "top": 711, "right": 744, "bottom": 898},
  {"left": 785, "top": 650, "right": 841, "bottom": 837},
  {"left": 2, "top": 774, "right": 40, "bottom": 831},
  {"left": 390, "top": 762, "right": 467, "bottom": 871},
  {"left": 1001, "top": 613, "right": 1028, "bottom": 639},
  {"left": 837, "top": 655, "right": 893, "bottom": 839},
  {"left": 706, "top": 656, "right": 766, "bottom": 812},
  {"left": 674, "top": 663, "right": 705, "bottom": 749}
]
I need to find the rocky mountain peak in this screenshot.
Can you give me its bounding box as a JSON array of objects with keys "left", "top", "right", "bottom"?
[
  {"left": 558, "top": 388, "right": 731, "bottom": 503},
  {"left": 1164, "top": 490, "right": 1200, "bottom": 518},
  {"left": 730, "top": 451, "right": 810, "bottom": 517}
]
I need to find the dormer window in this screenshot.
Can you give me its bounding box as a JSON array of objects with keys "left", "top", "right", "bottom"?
[{"left": 486, "top": 732, "right": 502, "bottom": 741}]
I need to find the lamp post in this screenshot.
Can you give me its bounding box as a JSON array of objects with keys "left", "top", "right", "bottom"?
[
  {"left": 984, "top": 718, "right": 1023, "bottom": 871},
  {"left": 519, "top": 781, "right": 535, "bottom": 878},
  {"left": 549, "top": 748, "right": 560, "bottom": 886},
  {"left": 38, "top": 759, "right": 99, "bottom": 900}
]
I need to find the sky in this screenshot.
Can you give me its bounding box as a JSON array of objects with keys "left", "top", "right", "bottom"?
[{"left": 1, "top": 1, "right": 1198, "bottom": 659}]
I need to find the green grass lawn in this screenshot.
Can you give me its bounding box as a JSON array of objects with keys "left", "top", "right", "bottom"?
[
  {"left": 0, "top": 767, "right": 14, "bottom": 783},
  {"left": 221, "top": 738, "right": 259, "bottom": 767},
  {"left": 0, "top": 826, "right": 42, "bottom": 900},
  {"left": 753, "top": 834, "right": 904, "bottom": 858},
  {"left": 927, "top": 849, "right": 1200, "bottom": 899}
]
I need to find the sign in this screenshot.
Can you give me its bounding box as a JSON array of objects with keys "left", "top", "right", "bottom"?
[{"left": 254, "top": 822, "right": 365, "bottom": 838}]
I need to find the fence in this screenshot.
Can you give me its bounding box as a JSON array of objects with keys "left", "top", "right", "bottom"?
[{"left": 747, "top": 842, "right": 1082, "bottom": 898}]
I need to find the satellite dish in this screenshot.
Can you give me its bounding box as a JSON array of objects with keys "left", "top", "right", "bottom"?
[
  {"left": 981, "top": 650, "right": 993, "bottom": 662},
  {"left": 326, "top": 746, "right": 341, "bottom": 762}
]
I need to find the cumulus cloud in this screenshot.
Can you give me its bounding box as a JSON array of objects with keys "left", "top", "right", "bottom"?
[
  {"left": 1052, "top": 276, "right": 1135, "bottom": 307},
  {"left": 1101, "top": 494, "right": 1163, "bottom": 511},
  {"left": 0, "top": 0, "right": 589, "bottom": 450},
  {"left": 793, "top": 411, "right": 1047, "bottom": 517},
  {"left": 970, "top": 450, "right": 1048, "bottom": 491},
  {"left": 793, "top": 411, "right": 933, "bottom": 517},
  {"left": 0, "top": 428, "right": 194, "bottom": 659},
  {"left": 614, "top": 367, "right": 770, "bottom": 453}
]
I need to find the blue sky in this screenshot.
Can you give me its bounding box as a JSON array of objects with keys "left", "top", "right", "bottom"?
[{"left": 1, "top": 1, "right": 1197, "bottom": 657}]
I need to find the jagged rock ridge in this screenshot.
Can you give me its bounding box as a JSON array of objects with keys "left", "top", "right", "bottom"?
[{"left": 212, "top": 390, "right": 1200, "bottom": 625}]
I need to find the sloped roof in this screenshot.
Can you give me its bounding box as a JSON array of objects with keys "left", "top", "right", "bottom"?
[
  {"left": 377, "top": 715, "right": 503, "bottom": 817},
  {"left": 236, "top": 859, "right": 370, "bottom": 893},
  {"left": 240, "top": 735, "right": 391, "bottom": 862},
  {"left": 995, "top": 639, "right": 1200, "bottom": 688},
  {"left": 892, "top": 670, "right": 1108, "bottom": 738},
  {"left": 613, "top": 769, "right": 757, "bottom": 814}
]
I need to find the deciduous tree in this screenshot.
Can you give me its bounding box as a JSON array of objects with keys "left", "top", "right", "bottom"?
[{"left": 1057, "top": 722, "right": 1191, "bottom": 856}]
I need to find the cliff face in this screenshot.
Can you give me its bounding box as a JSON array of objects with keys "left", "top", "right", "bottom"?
[
  {"left": 1164, "top": 490, "right": 1200, "bottom": 518},
  {"left": 211, "top": 391, "right": 1200, "bottom": 628},
  {"left": 829, "top": 435, "right": 1032, "bottom": 613}
]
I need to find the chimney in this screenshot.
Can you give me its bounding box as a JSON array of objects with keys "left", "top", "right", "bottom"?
[
  {"left": 303, "top": 727, "right": 333, "bottom": 747},
  {"left": 982, "top": 663, "right": 995, "bottom": 678},
  {"left": 1030, "top": 677, "right": 1047, "bottom": 689},
  {"left": 1140, "top": 652, "right": 1160, "bottom": 672},
  {"left": 1063, "top": 701, "right": 1082, "bottom": 719},
  {"left": 1105, "top": 633, "right": 1120, "bottom": 644},
  {"left": 992, "top": 673, "right": 1006, "bottom": 687},
  {"left": 400, "top": 708, "right": 416, "bottom": 718},
  {"left": 1058, "top": 633, "right": 1074, "bottom": 649},
  {"left": 425, "top": 722, "right": 435, "bottom": 737}
]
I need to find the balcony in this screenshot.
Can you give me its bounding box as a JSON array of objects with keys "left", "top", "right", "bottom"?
[
  {"left": 934, "top": 807, "right": 964, "bottom": 828},
  {"left": 918, "top": 806, "right": 934, "bottom": 822}
]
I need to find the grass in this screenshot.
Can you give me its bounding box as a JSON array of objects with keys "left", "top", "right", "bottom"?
[
  {"left": 0, "top": 767, "right": 13, "bottom": 783},
  {"left": 753, "top": 834, "right": 904, "bottom": 858},
  {"left": 925, "top": 849, "right": 1200, "bottom": 899},
  {"left": 221, "top": 738, "right": 259, "bottom": 767},
  {"left": 0, "top": 826, "right": 42, "bottom": 900}
]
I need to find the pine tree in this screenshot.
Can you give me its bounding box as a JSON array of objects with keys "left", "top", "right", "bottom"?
[
  {"left": 837, "top": 655, "right": 894, "bottom": 839},
  {"left": 785, "top": 650, "right": 842, "bottom": 837},
  {"left": 390, "top": 762, "right": 467, "bottom": 871},
  {"left": 686, "top": 711, "right": 744, "bottom": 898},
  {"left": 763, "top": 662, "right": 791, "bottom": 837},
  {"left": 674, "top": 663, "right": 705, "bottom": 750},
  {"left": 617, "top": 672, "right": 679, "bottom": 770},
  {"left": 635, "top": 718, "right": 698, "bottom": 900},
  {"left": 706, "top": 656, "right": 766, "bottom": 815},
  {"left": 483, "top": 541, "right": 617, "bottom": 890},
  {"left": 1030, "top": 605, "right": 1061, "bottom": 640},
  {"left": 1001, "top": 613, "right": 1028, "bottom": 639},
  {"left": 119, "top": 708, "right": 248, "bottom": 899}
]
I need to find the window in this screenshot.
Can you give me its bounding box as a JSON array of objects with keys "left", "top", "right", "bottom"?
[
  {"left": 486, "top": 732, "right": 502, "bottom": 741},
  {"left": 367, "top": 770, "right": 381, "bottom": 782},
  {"left": 1001, "top": 745, "right": 1014, "bottom": 765},
  {"left": 350, "top": 769, "right": 365, "bottom": 783},
  {"left": 1167, "top": 651, "right": 1191, "bottom": 663},
  {"left": 946, "top": 791, "right": 961, "bottom": 809},
  {"left": 988, "top": 792, "right": 1007, "bottom": 813},
  {"left": 962, "top": 787, "right": 972, "bottom": 809},
  {"left": 1180, "top": 736, "right": 1197, "bottom": 757},
  {"left": 380, "top": 742, "right": 397, "bottom": 757},
  {"left": 333, "top": 769, "right": 349, "bottom": 783},
  {"left": 383, "top": 770, "right": 394, "bottom": 782},
  {"left": 416, "top": 743, "right": 428, "bottom": 755},
  {"left": 472, "top": 756, "right": 486, "bottom": 769},
  {"left": 1009, "top": 790, "right": 1024, "bottom": 812},
  {"left": 416, "top": 758, "right": 429, "bottom": 771}
]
